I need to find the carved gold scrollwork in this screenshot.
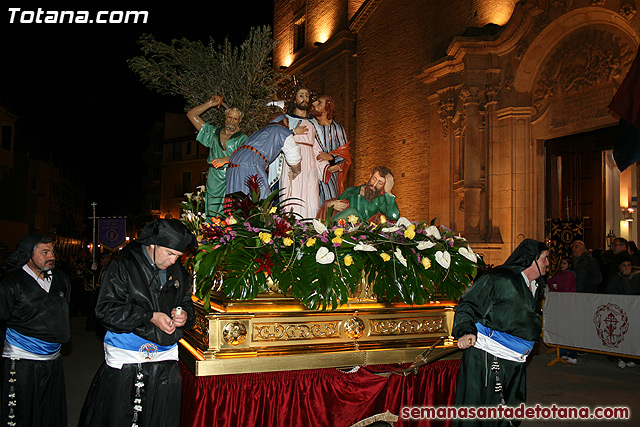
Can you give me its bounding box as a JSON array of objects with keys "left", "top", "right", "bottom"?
[
  {"left": 348, "top": 275, "right": 377, "bottom": 302},
  {"left": 343, "top": 316, "right": 365, "bottom": 339},
  {"left": 193, "top": 316, "right": 210, "bottom": 345},
  {"left": 222, "top": 321, "right": 247, "bottom": 345},
  {"left": 252, "top": 322, "right": 340, "bottom": 341},
  {"left": 254, "top": 324, "right": 286, "bottom": 340},
  {"left": 369, "top": 317, "right": 445, "bottom": 335}
]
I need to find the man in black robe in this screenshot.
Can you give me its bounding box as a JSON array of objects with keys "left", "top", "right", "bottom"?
[
  {"left": 453, "top": 239, "right": 549, "bottom": 426},
  {"left": 78, "top": 219, "right": 196, "bottom": 427},
  {"left": 0, "top": 234, "right": 71, "bottom": 426}
]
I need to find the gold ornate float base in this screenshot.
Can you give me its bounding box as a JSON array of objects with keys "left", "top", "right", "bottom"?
[{"left": 179, "top": 292, "right": 459, "bottom": 376}]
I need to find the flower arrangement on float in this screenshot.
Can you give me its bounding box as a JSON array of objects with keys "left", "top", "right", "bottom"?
[{"left": 180, "top": 177, "right": 484, "bottom": 311}]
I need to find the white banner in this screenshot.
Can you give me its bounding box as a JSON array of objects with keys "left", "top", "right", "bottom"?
[{"left": 543, "top": 291, "right": 640, "bottom": 357}]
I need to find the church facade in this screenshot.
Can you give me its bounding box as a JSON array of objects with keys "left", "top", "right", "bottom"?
[{"left": 273, "top": 0, "right": 640, "bottom": 264}]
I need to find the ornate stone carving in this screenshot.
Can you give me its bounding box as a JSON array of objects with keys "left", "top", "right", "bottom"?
[
  {"left": 515, "top": 41, "right": 527, "bottom": 61},
  {"left": 501, "top": 79, "right": 514, "bottom": 93},
  {"left": 222, "top": 321, "right": 247, "bottom": 345},
  {"left": 459, "top": 86, "right": 484, "bottom": 104},
  {"left": 438, "top": 89, "right": 457, "bottom": 138},
  {"left": 534, "top": 15, "right": 548, "bottom": 33},
  {"left": 619, "top": 1, "right": 637, "bottom": 20},
  {"left": 369, "top": 317, "right": 446, "bottom": 335},
  {"left": 252, "top": 321, "right": 340, "bottom": 341},
  {"left": 533, "top": 29, "right": 633, "bottom": 114},
  {"left": 552, "top": 0, "right": 575, "bottom": 11}
]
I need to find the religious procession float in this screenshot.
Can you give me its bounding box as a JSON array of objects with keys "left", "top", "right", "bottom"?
[{"left": 176, "top": 179, "right": 483, "bottom": 377}]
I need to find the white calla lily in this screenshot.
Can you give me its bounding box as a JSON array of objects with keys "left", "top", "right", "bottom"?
[
  {"left": 394, "top": 248, "right": 407, "bottom": 267},
  {"left": 381, "top": 226, "right": 400, "bottom": 233},
  {"left": 354, "top": 243, "right": 376, "bottom": 252},
  {"left": 417, "top": 241, "right": 436, "bottom": 250},
  {"left": 315, "top": 246, "right": 335, "bottom": 264},
  {"left": 435, "top": 250, "right": 451, "bottom": 269},
  {"left": 458, "top": 246, "right": 477, "bottom": 263},
  {"left": 396, "top": 217, "right": 412, "bottom": 228},
  {"left": 313, "top": 219, "right": 328, "bottom": 234},
  {"left": 425, "top": 225, "right": 441, "bottom": 240}
]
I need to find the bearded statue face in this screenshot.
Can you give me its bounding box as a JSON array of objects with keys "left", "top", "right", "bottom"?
[
  {"left": 225, "top": 109, "right": 242, "bottom": 132},
  {"left": 294, "top": 88, "right": 310, "bottom": 111},
  {"left": 362, "top": 171, "right": 386, "bottom": 201},
  {"left": 310, "top": 97, "right": 325, "bottom": 117}
]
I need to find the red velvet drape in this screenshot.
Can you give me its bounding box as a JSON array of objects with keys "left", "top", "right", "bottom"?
[{"left": 180, "top": 360, "right": 460, "bottom": 427}]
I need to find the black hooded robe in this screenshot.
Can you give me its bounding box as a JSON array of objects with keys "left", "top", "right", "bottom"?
[
  {"left": 452, "top": 239, "right": 545, "bottom": 427},
  {"left": 77, "top": 241, "right": 195, "bottom": 427},
  {"left": 0, "top": 267, "right": 71, "bottom": 427}
]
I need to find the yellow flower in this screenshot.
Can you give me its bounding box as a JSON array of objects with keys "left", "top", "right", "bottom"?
[
  {"left": 334, "top": 228, "right": 344, "bottom": 237},
  {"left": 404, "top": 228, "right": 416, "bottom": 240},
  {"left": 306, "top": 237, "right": 317, "bottom": 247},
  {"left": 283, "top": 237, "right": 293, "bottom": 246},
  {"left": 380, "top": 253, "right": 391, "bottom": 262},
  {"left": 227, "top": 216, "right": 237, "bottom": 225},
  {"left": 332, "top": 236, "right": 343, "bottom": 245},
  {"left": 379, "top": 215, "right": 387, "bottom": 224},
  {"left": 269, "top": 207, "right": 277, "bottom": 214},
  {"left": 422, "top": 257, "right": 432, "bottom": 269},
  {"left": 348, "top": 214, "right": 359, "bottom": 225},
  {"left": 407, "top": 223, "right": 415, "bottom": 231},
  {"left": 344, "top": 254, "right": 353, "bottom": 266},
  {"left": 259, "top": 232, "right": 272, "bottom": 244}
]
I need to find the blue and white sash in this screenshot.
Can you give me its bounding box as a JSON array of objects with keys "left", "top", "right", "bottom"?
[
  {"left": 2, "top": 328, "right": 61, "bottom": 360},
  {"left": 103, "top": 331, "right": 178, "bottom": 369},
  {"left": 474, "top": 322, "right": 534, "bottom": 363}
]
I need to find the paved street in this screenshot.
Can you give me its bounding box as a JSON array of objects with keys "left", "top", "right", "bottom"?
[
  {"left": 524, "top": 343, "right": 639, "bottom": 426},
  {"left": 63, "top": 317, "right": 639, "bottom": 426}
]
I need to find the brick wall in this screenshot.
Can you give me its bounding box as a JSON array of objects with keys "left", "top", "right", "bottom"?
[{"left": 274, "top": 0, "right": 518, "bottom": 220}]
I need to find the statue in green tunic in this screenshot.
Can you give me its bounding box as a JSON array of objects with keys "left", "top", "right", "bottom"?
[
  {"left": 187, "top": 96, "right": 248, "bottom": 218},
  {"left": 321, "top": 166, "right": 399, "bottom": 222}
]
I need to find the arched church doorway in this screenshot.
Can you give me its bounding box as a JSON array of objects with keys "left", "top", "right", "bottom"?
[{"left": 546, "top": 125, "right": 639, "bottom": 254}]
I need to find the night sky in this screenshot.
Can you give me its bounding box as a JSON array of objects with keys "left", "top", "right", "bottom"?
[{"left": 1, "top": 4, "right": 273, "bottom": 217}]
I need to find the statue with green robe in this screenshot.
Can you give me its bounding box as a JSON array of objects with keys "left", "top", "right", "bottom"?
[
  {"left": 319, "top": 166, "right": 400, "bottom": 222},
  {"left": 187, "top": 96, "right": 248, "bottom": 218}
]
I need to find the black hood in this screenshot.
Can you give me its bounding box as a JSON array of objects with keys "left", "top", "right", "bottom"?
[
  {"left": 502, "top": 238, "right": 548, "bottom": 271},
  {"left": 137, "top": 219, "right": 196, "bottom": 252},
  {"left": 5, "top": 233, "right": 46, "bottom": 270}
]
